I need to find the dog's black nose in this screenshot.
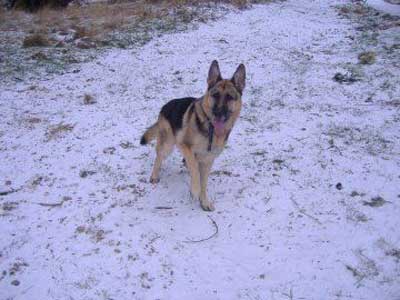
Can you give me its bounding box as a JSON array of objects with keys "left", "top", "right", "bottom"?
[{"left": 212, "top": 105, "right": 229, "bottom": 120}]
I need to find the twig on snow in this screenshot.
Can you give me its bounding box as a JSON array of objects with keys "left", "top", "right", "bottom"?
[
  {"left": 0, "top": 188, "right": 21, "bottom": 196},
  {"left": 37, "top": 202, "right": 64, "bottom": 208},
  {"left": 183, "top": 215, "right": 219, "bottom": 243},
  {"left": 282, "top": 287, "right": 294, "bottom": 300},
  {"left": 154, "top": 206, "right": 173, "bottom": 210},
  {"left": 290, "top": 196, "right": 322, "bottom": 225},
  {"left": 36, "top": 197, "right": 71, "bottom": 208}
]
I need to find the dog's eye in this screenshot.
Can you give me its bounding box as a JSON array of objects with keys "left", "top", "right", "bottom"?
[{"left": 212, "top": 92, "right": 220, "bottom": 99}]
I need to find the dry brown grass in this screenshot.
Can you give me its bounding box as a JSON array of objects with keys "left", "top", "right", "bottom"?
[
  {"left": 358, "top": 51, "right": 376, "bottom": 65},
  {"left": 46, "top": 122, "right": 75, "bottom": 140},
  {"left": 29, "top": 1, "right": 168, "bottom": 39},
  {"left": 83, "top": 93, "right": 96, "bottom": 105},
  {"left": 1, "top": 0, "right": 271, "bottom": 53},
  {"left": 230, "top": 0, "right": 249, "bottom": 9},
  {"left": 1, "top": 0, "right": 260, "bottom": 37},
  {"left": 338, "top": 3, "right": 369, "bottom": 17},
  {"left": 5, "top": 0, "right": 258, "bottom": 31},
  {"left": 22, "top": 33, "right": 50, "bottom": 47}
]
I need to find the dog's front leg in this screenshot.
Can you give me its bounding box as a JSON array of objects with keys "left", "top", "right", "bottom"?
[
  {"left": 199, "top": 160, "right": 214, "bottom": 211},
  {"left": 179, "top": 145, "right": 201, "bottom": 202}
]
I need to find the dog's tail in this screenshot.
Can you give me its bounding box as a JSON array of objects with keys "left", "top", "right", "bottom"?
[{"left": 140, "top": 122, "right": 158, "bottom": 145}]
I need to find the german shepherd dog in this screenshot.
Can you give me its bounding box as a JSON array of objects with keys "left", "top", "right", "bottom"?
[{"left": 140, "top": 60, "right": 246, "bottom": 211}]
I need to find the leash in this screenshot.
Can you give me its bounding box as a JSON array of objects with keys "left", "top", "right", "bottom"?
[
  {"left": 208, "top": 124, "right": 214, "bottom": 152},
  {"left": 195, "top": 99, "right": 214, "bottom": 152}
]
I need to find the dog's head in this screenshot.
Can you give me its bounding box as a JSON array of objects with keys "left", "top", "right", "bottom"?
[{"left": 204, "top": 60, "right": 246, "bottom": 137}]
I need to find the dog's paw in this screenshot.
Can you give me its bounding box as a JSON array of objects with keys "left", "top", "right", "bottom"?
[
  {"left": 149, "top": 177, "right": 160, "bottom": 184},
  {"left": 200, "top": 200, "right": 215, "bottom": 212}
]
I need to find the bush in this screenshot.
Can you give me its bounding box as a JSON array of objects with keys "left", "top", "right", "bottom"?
[
  {"left": 12, "top": 0, "right": 72, "bottom": 11},
  {"left": 22, "top": 33, "right": 50, "bottom": 47}
]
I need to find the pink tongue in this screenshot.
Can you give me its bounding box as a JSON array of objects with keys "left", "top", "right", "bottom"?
[{"left": 212, "top": 120, "right": 225, "bottom": 137}]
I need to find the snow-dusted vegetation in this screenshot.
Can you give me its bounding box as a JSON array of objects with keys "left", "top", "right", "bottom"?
[{"left": 1, "top": 0, "right": 399, "bottom": 299}]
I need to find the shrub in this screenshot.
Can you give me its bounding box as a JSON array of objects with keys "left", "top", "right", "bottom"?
[{"left": 22, "top": 33, "right": 50, "bottom": 47}]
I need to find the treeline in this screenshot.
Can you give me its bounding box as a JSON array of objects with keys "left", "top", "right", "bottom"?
[{"left": 2, "top": 0, "right": 73, "bottom": 11}]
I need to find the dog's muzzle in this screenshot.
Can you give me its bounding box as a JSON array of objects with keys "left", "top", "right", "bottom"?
[
  {"left": 212, "top": 106, "right": 230, "bottom": 122},
  {"left": 211, "top": 106, "right": 231, "bottom": 137}
]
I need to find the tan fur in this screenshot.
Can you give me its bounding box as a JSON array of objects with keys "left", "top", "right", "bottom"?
[{"left": 142, "top": 62, "right": 245, "bottom": 211}]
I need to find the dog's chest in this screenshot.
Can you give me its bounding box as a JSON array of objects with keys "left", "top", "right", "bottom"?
[{"left": 193, "top": 136, "right": 225, "bottom": 158}]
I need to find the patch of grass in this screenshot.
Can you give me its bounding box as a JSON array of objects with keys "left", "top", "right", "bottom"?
[
  {"left": 2, "top": 202, "right": 18, "bottom": 212},
  {"left": 9, "top": 260, "right": 29, "bottom": 275},
  {"left": 358, "top": 51, "right": 376, "bottom": 65},
  {"left": 79, "top": 170, "right": 96, "bottom": 178},
  {"left": 345, "top": 250, "right": 379, "bottom": 285},
  {"left": 22, "top": 33, "right": 50, "bottom": 47},
  {"left": 83, "top": 93, "right": 96, "bottom": 105},
  {"left": 234, "top": 0, "right": 251, "bottom": 9},
  {"left": 72, "top": 25, "right": 96, "bottom": 40},
  {"left": 31, "top": 51, "right": 48, "bottom": 60},
  {"left": 337, "top": 3, "right": 370, "bottom": 17},
  {"left": 75, "top": 225, "right": 107, "bottom": 242},
  {"left": 333, "top": 71, "right": 359, "bottom": 84},
  {"left": 324, "top": 124, "right": 393, "bottom": 156},
  {"left": 350, "top": 190, "right": 366, "bottom": 197},
  {"left": 386, "top": 248, "right": 400, "bottom": 260},
  {"left": 211, "top": 170, "right": 240, "bottom": 177},
  {"left": 251, "top": 150, "right": 267, "bottom": 156},
  {"left": 346, "top": 206, "right": 369, "bottom": 223},
  {"left": 272, "top": 159, "right": 284, "bottom": 164},
  {"left": 26, "top": 117, "right": 42, "bottom": 124},
  {"left": 7, "top": 0, "right": 280, "bottom": 42},
  {"left": 1, "top": 0, "right": 283, "bottom": 83},
  {"left": 384, "top": 99, "right": 400, "bottom": 107},
  {"left": 46, "top": 122, "right": 74, "bottom": 140},
  {"left": 119, "top": 141, "right": 135, "bottom": 149},
  {"left": 362, "top": 196, "right": 388, "bottom": 207},
  {"left": 345, "top": 264, "right": 364, "bottom": 281},
  {"left": 337, "top": 1, "right": 400, "bottom": 32}
]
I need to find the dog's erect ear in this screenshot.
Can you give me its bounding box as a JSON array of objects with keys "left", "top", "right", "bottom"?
[
  {"left": 231, "top": 64, "right": 246, "bottom": 95},
  {"left": 207, "top": 60, "right": 222, "bottom": 89}
]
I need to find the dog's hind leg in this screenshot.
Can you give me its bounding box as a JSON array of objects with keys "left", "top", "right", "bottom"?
[{"left": 150, "top": 122, "right": 174, "bottom": 183}]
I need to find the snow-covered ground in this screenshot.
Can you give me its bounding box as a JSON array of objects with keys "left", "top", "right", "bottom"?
[
  {"left": 1, "top": 0, "right": 400, "bottom": 299},
  {"left": 366, "top": 0, "right": 400, "bottom": 16}
]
